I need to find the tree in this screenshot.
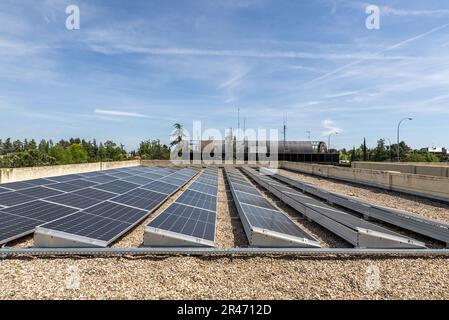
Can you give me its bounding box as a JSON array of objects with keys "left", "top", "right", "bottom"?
[
  {"left": 362, "top": 138, "right": 368, "bottom": 161},
  {"left": 27, "top": 139, "right": 37, "bottom": 150},
  {"left": 3, "top": 138, "right": 13, "bottom": 154},
  {"left": 48, "top": 145, "right": 72, "bottom": 164},
  {"left": 138, "top": 139, "right": 170, "bottom": 160},
  {"left": 12, "top": 140, "right": 23, "bottom": 153},
  {"left": 67, "top": 143, "right": 88, "bottom": 163},
  {"left": 38, "top": 139, "right": 49, "bottom": 153},
  {"left": 370, "top": 139, "right": 389, "bottom": 162},
  {"left": 406, "top": 151, "right": 440, "bottom": 162}
]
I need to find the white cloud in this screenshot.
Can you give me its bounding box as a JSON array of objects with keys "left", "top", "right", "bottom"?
[
  {"left": 321, "top": 119, "right": 343, "bottom": 136},
  {"left": 94, "top": 109, "right": 150, "bottom": 118}
]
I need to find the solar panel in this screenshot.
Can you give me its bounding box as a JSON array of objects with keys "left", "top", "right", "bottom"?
[
  {"left": 72, "top": 188, "right": 117, "bottom": 201},
  {"left": 121, "top": 176, "right": 155, "bottom": 185},
  {"left": 44, "top": 193, "right": 103, "bottom": 210},
  {"left": 148, "top": 203, "right": 215, "bottom": 242},
  {"left": 159, "top": 176, "right": 188, "bottom": 186},
  {"left": 37, "top": 212, "right": 132, "bottom": 244},
  {"left": 2, "top": 200, "right": 78, "bottom": 222},
  {"left": 0, "top": 187, "right": 12, "bottom": 194},
  {"left": 225, "top": 168, "right": 320, "bottom": 248},
  {"left": 195, "top": 177, "right": 218, "bottom": 186},
  {"left": 188, "top": 182, "right": 218, "bottom": 196},
  {"left": 176, "top": 189, "right": 217, "bottom": 212},
  {"left": 22, "top": 178, "right": 58, "bottom": 186},
  {"left": 141, "top": 181, "right": 180, "bottom": 195},
  {"left": 17, "top": 186, "right": 64, "bottom": 199},
  {"left": 34, "top": 167, "right": 199, "bottom": 247},
  {"left": 83, "top": 201, "right": 148, "bottom": 224},
  {"left": 144, "top": 169, "right": 217, "bottom": 247},
  {"left": 0, "top": 211, "right": 43, "bottom": 245},
  {"left": 141, "top": 172, "right": 165, "bottom": 180},
  {"left": 84, "top": 175, "right": 118, "bottom": 184},
  {"left": 47, "top": 174, "right": 84, "bottom": 182},
  {"left": 45, "top": 182, "right": 85, "bottom": 192},
  {"left": 0, "top": 191, "right": 35, "bottom": 207},
  {"left": 65, "top": 179, "right": 99, "bottom": 188},
  {"left": 240, "top": 203, "right": 312, "bottom": 239},
  {"left": 93, "top": 180, "right": 140, "bottom": 194},
  {"left": 0, "top": 181, "right": 36, "bottom": 191},
  {"left": 110, "top": 194, "right": 163, "bottom": 211},
  {"left": 106, "top": 171, "right": 134, "bottom": 178},
  {"left": 78, "top": 171, "right": 106, "bottom": 178},
  {"left": 234, "top": 191, "right": 273, "bottom": 209}
]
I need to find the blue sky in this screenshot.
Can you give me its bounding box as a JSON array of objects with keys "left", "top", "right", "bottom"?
[{"left": 1, "top": 0, "right": 449, "bottom": 150}]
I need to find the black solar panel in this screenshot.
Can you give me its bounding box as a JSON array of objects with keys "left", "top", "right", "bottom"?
[
  {"left": 94, "top": 180, "right": 139, "bottom": 194},
  {"left": 240, "top": 203, "right": 312, "bottom": 238},
  {"left": 0, "top": 211, "right": 43, "bottom": 245},
  {"left": 122, "top": 188, "right": 167, "bottom": 201},
  {"left": 83, "top": 201, "right": 148, "bottom": 224},
  {"left": 39, "top": 212, "right": 132, "bottom": 243},
  {"left": 47, "top": 174, "right": 83, "bottom": 182},
  {"left": 142, "top": 181, "right": 180, "bottom": 195},
  {"left": 149, "top": 203, "right": 215, "bottom": 241},
  {"left": 0, "top": 187, "right": 12, "bottom": 194},
  {"left": 45, "top": 193, "right": 103, "bottom": 209},
  {"left": 0, "top": 181, "right": 36, "bottom": 191},
  {"left": 176, "top": 189, "right": 217, "bottom": 212},
  {"left": 0, "top": 192, "right": 35, "bottom": 207},
  {"left": 17, "top": 186, "right": 63, "bottom": 199},
  {"left": 2, "top": 200, "right": 78, "bottom": 222},
  {"left": 84, "top": 175, "right": 118, "bottom": 184},
  {"left": 72, "top": 188, "right": 117, "bottom": 201},
  {"left": 110, "top": 194, "right": 163, "bottom": 211},
  {"left": 65, "top": 179, "right": 99, "bottom": 188},
  {"left": 23, "top": 178, "right": 58, "bottom": 186},
  {"left": 188, "top": 182, "right": 218, "bottom": 196},
  {"left": 46, "top": 182, "right": 85, "bottom": 192},
  {"left": 121, "top": 176, "right": 155, "bottom": 185},
  {"left": 234, "top": 191, "right": 273, "bottom": 209}
]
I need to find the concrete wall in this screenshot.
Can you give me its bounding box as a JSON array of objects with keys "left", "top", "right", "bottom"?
[
  {"left": 352, "top": 162, "right": 449, "bottom": 178},
  {"left": 281, "top": 161, "right": 449, "bottom": 203},
  {"left": 0, "top": 160, "right": 140, "bottom": 183}
]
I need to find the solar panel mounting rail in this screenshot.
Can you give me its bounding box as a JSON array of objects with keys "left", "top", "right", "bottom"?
[{"left": 242, "top": 167, "right": 425, "bottom": 249}]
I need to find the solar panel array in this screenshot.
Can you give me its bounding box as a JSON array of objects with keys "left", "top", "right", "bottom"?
[
  {"left": 244, "top": 167, "right": 425, "bottom": 249},
  {"left": 145, "top": 168, "right": 218, "bottom": 247},
  {"left": 0, "top": 166, "right": 198, "bottom": 246},
  {"left": 225, "top": 168, "right": 320, "bottom": 248}
]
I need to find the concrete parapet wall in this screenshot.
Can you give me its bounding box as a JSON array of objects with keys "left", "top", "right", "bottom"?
[
  {"left": 281, "top": 161, "right": 449, "bottom": 203},
  {"left": 0, "top": 160, "right": 140, "bottom": 183},
  {"left": 352, "top": 162, "right": 449, "bottom": 178}
]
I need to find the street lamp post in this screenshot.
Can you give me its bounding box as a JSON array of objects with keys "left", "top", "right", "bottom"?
[
  {"left": 328, "top": 132, "right": 338, "bottom": 153},
  {"left": 397, "top": 118, "right": 413, "bottom": 162}
]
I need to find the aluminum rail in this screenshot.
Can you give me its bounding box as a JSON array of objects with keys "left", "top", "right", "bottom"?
[{"left": 1, "top": 247, "right": 449, "bottom": 257}]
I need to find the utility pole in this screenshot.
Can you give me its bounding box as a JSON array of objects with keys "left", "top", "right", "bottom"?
[
  {"left": 282, "top": 114, "right": 287, "bottom": 154},
  {"left": 306, "top": 131, "right": 311, "bottom": 140}
]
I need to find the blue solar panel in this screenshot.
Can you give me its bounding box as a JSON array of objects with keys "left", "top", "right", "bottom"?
[
  {"left": 94, "top": 180, "right": 139, "bottom": 194},
  {"left": 176, "top": 189, "right": 217, "bottom": 212},
  {"left": 46, "top": 182, "right": 85, "bottom": 192},
  {"left": 84, "top": 175, "right": 118, "bottom": 184},
  {"left": 149, "top": 203, "right": 215, "bottom": 241},
  {"left": 0, "top": 192, "right": 35, "bottom": 207},
  {"left": 0, "top": 181, "right": 36, "bottom": 191},
  {"left": 72, "top": 188, "right": 117, "bottom": 201},
  {"left": 17, "top": 186, "right": 63, "bottom": 199},
  {"left": 0, "top": 211, "right": 43, "bottom": 245},
  {"left": 141, "top": 181, "right": 180, "bottom": 195},
  {"left": 45, "top": 193, "right": 103, "bottom": 210},
  {"left": 83, "top": 201, "right": 148, "bottom": 224},
  {"left": 2, "top": 200, "right": 78, "bottom": 222}
]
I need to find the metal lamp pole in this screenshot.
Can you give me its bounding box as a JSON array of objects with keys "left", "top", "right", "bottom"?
[
  {"left": 397, "top": 118, "right": 412, "bottom": 162},
  {"left": 328, "top": 132, "right": 338, "bottom": 152}
]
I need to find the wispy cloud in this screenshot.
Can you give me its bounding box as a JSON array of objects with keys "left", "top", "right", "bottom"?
[
  {"left": 94, "top": 109, "right": 151, "bottom": 118},
  {"left": 321, "top": 119, "right": 343, "bottom": 136}
]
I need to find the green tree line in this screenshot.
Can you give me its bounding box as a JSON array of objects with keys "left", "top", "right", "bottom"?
[
  {"left": 339, "top": 138, "right": 447, "bottom": 163},
  {"left": 0, "top": 137, "right": 171, "bottom": 168}
]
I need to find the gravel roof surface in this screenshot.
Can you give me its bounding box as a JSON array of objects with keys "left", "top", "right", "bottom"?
[{"left": 2, "top": 167, "right": 449, "bottom": 300}]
